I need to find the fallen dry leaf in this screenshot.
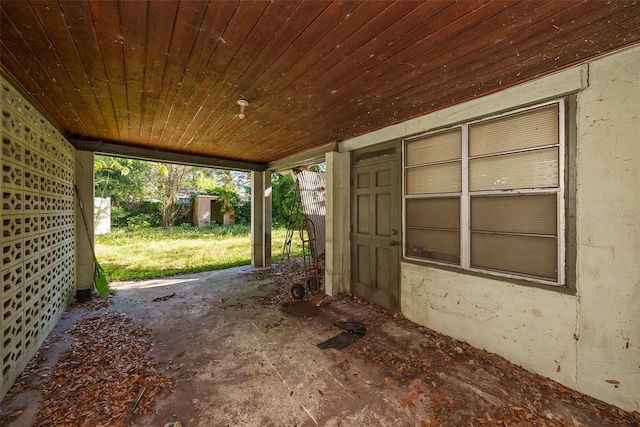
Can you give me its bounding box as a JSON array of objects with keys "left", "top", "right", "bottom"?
[
  {"left": 29, "top": 312, "right": 172, "bottom": 427},
  {"left": 337, "top": 287, "right": 640, "bottom": 426}
]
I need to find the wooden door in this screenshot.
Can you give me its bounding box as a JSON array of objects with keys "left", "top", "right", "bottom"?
[{"left": 351, "top": 142, "right": 401, "bottom": 311}]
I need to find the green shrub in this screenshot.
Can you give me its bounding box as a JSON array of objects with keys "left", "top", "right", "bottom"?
[
  {"left": 235, "top": 201, "right": 251, "bottom": 224},
  {"left": 111, "top": 202, "right": 163, "bottom": 229},
  {"left": 110, "top": 205, "right": 130, "bottom": 228},
  {"left": 126, "top": 212, "right": 160, "bottom": 229}
]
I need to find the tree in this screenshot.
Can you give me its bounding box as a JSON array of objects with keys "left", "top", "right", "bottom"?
[
  {"left": 94, "top": 155, "right": 151, "bottom": 204},
  {"left": 150, "top": 163, "right": 196, "bottom": 227},
  {"left": 214, "top": 169, "right": 234, "bottom": 189},
  {"left": 94, "top": 155, "right": 254, "bottom": 228},
  {"left": 231, "top": 171, "right": 251, "bottom": 199},
  {"left": 271, "top": 172, "right": 303, "bottom": 227},
  {"left": 271, "top": 164, "right": 324, "bottom": 227},
  {"left": 201, "top": 187, "right": 242, "bottom": 214}
]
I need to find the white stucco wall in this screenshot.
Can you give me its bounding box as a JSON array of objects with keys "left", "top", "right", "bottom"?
[
  {"left": 337, "top": 45, "right": 640, "bottom": 411},
  {"left": 573, "top": 47, "right": 640, "bottom": 410},
  {"left": 402, "top": 264, "right": 579, "bottom": 385}
]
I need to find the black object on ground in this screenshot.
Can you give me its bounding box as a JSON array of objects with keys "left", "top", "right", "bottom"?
[
  {"left": 317, "top": 321, "right": 366, "bottom": 350},
  {"left": 291, "top": 283, "right": 305, "bottom": 299},
  {"left": 152, "top": 293, "right": 176, "bottom": 302}
]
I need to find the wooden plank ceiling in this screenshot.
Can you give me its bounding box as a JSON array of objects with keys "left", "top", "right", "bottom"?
[{"left": 2, "top": 0, "right": 640, "bottom": 166}]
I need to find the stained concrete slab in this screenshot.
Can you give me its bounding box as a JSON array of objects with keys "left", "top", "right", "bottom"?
[
  {"left": 115, "top": 267, "right": 427, "bottom": 426},
  {"left": 1, "top": 266, "right": 428, "bottom": 426},
  {"left": 2, "top": 263, "right": 637, "bottom": 426}
]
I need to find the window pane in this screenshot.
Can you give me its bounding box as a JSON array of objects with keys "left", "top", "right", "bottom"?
[
  {"left": 405, "top": 128, "right": 462, "bottom": 166},
  {"left": 469, "top": 104, "right": 559, "bottom": 156},
  {"left": 471, "top": 194, "right": 556, "bottom": 235},
  {"left": 471, "top": 233, "right": 557, "bottom": 279},
  {"left": 406, "top": 229, "right": 460, "bottom": 265},
  {"left": 406, "top": 198, "right": 460, "bottom": 230},
  {"left": 469, "top": 147, "right": 558, "bottom": 191},
  {"left": 406, "top": 162, "right": 461, "bottom": 194}
]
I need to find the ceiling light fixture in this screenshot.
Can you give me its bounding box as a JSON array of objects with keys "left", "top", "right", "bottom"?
[{"left": 237, "top": 99, "right": 249, "bottom": 119}]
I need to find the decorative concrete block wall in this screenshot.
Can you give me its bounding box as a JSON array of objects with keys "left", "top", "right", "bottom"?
[{"left": 1, "top": 76, "right": 75, "bottom": 398}]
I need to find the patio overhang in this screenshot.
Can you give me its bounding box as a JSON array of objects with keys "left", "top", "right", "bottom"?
[
  {"left": 69, "top": 137, "right": 265, "bottom": 172},
  {"left": 1, "top": 1, "right": 639, "bottom": 166}
]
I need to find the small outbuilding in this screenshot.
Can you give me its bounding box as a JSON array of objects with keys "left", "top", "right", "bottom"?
[{"left": 192, "top": 195, "right": 235, "bottom": 227}]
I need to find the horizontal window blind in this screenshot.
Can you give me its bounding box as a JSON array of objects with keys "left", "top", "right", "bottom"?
[
  {"left": 406, "top": 229, "right": 460, "bottom": 264},
  {"left": 471, "top": 233, "right": 558, "bottom": 280},
  {"left": 406, "top": 163, "right": 461, "bottom": 194},
  {"left": 403, "top": 100, "right": 564, "bottom": 285},
  {"left": 406, "top": 198, "right": 460, "bottom": 230},
  {"left": 469, "top": 105, "right": 559, "bottom": 156},
  {"left": 405, "top": 128, "right": 462, "bottom": 166},
  {"left": 471, "top": 195, "right": 556, "bottom": 235},
  {"left": 469, "top": 147, "right": 558, "bottom": 191}
]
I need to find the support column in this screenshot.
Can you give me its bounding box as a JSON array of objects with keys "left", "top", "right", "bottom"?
[
  {"left": 324, "top": 151, "right": 350, "bottom": 296},
  {"left": 75, "top": 151, "right": 95, "bottom": 301},
  {"left": 251, "top": 171, "right": 272, "bottom": 267}
]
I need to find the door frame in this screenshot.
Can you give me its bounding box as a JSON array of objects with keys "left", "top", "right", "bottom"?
[{"left": 350, "top": 140, "right": 402, "bottom": 311}]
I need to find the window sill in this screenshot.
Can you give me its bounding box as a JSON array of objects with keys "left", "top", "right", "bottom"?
[{"left": 401, "top": 257, "right": 576, "bottom": 295}]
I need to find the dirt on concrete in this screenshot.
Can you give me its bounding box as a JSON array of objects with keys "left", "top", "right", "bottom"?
[{"left": 1, "top": 259, "right": 639, "bottom": 427}]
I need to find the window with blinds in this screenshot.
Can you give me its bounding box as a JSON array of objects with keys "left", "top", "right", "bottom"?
[
  {"left": 404, "top": 128, "right": 462, "bottom": 264},
  {"left": 403, "top": 101, "right": 564, "bottom": 285}
]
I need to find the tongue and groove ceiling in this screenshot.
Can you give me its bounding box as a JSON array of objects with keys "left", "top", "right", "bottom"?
[{"left": 1, "top": 0, "right": 639, "bottom": 168}]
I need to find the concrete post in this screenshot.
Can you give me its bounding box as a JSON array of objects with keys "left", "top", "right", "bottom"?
[
  {"left": 75, "top": 151, "right": 95, "bottom": 301},
  {"left": 324, "top": 151, "right": 350, "bottom": 296},
  {"left": 264, "top": 171, "right": 272, "bottom": 265},
  {"left": 251, "top": 171, "right": 272, "bottom": 267}
]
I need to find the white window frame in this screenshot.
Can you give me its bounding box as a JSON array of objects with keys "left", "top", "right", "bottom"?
[{"left": 402, "top": 99, "right": 566, "bottom": 287}]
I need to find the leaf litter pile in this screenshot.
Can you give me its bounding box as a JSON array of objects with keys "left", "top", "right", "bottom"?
[
  {"left": 33, "top": 311, "right": 171, "bottom": 426},
  {"left": 342, "top": 296, "right": 640, "bottom": 427},
  {"left": 255, "top": 257, "right": 329, "bottom": 307},
  {"left": 253, "top": 261, "right": 640, "bottom": 426}
]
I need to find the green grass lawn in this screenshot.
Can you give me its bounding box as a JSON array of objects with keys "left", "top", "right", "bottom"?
[{"left": 95, "top": 225, "right": 302, "bottom": 281}]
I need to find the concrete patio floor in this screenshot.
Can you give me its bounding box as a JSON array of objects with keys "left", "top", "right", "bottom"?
[{"left": 2, "top": 262, "right": 638, "bottom": 426}]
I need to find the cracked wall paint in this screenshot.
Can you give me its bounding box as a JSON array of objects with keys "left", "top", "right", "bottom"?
[{"left": 402, "top": 262, "right": 578, "bottom": 390}]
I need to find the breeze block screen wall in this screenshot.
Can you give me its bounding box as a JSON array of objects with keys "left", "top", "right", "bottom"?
[{"left": 1, "top": 75, "right": 75, "bottom": 398}]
